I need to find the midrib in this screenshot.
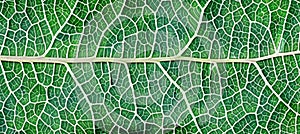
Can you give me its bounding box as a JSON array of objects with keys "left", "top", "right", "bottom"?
[{"left": 0, "top": 51, "right": 299, "bottom": 64}]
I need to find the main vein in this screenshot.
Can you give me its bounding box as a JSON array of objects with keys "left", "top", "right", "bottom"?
[{"left": 0, "top": 51, "right": 300, "bottom": 63}]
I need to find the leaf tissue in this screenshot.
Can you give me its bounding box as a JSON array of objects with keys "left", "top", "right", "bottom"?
[{"left": 0, "top": 0, "right": 299, "bottom": 133}]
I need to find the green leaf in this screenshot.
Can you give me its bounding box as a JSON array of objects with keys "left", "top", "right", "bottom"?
[{"left": 0, "top": 0, "right": 299, "bottom": 133}]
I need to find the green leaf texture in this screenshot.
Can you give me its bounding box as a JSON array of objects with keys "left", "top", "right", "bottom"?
[{"left": 0, "top": 0, "right": 299, "bottom": 133}]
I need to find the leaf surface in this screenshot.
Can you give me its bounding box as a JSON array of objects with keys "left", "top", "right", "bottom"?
[{"left": 0, "top": 0, "right": 299, "bottom": 133}]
